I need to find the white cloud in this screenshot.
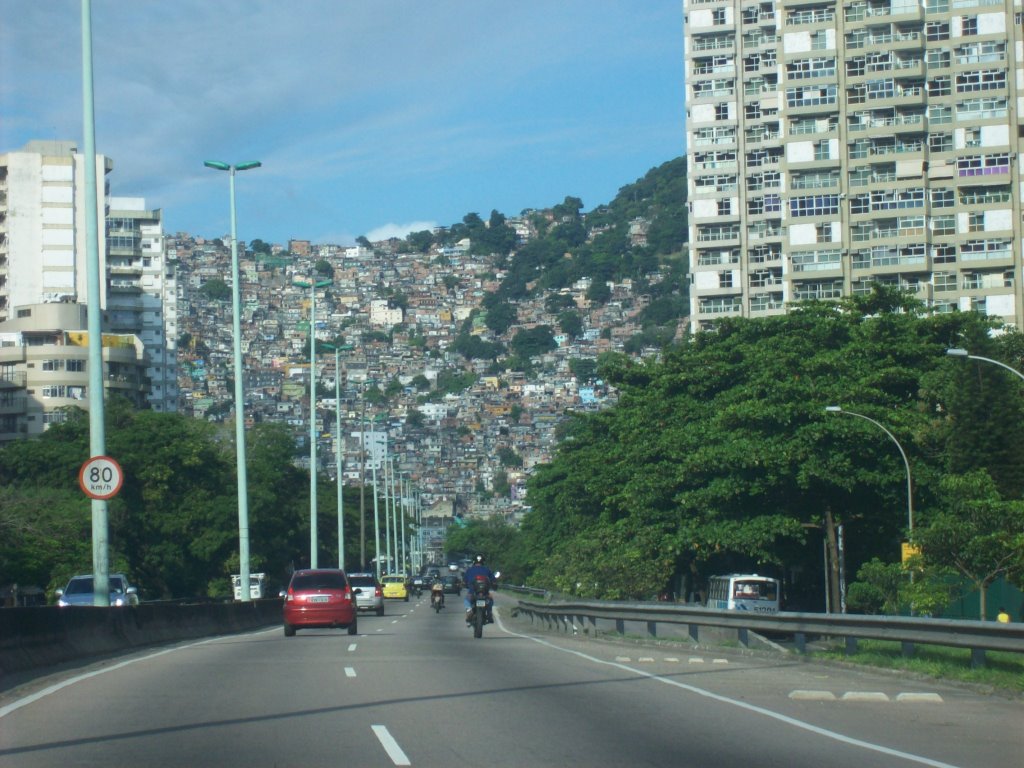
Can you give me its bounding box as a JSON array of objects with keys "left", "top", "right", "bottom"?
[{"left": 365, "top": 221, "right": 438, "bottom": 242}]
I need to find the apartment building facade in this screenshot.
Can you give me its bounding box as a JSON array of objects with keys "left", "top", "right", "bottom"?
[
  {"left": 684, "top": 0, "right": 1024, "bottom": 331},
  {"left": 0, "top": 141, "right": 177, "bottom": 418}
]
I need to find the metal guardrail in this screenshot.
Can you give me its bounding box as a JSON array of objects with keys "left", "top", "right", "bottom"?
[{"left": 512, "top": 598, "right": 1024, "bottom": 667}]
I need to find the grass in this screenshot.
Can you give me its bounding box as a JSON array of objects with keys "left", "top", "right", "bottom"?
[{"left": 813, "top": 639, "right": 1024, "bottom": 694}]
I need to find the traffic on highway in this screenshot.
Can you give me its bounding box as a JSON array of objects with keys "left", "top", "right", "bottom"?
[{"left": 1, "top": 590, "right": 1019, "bottom": 768}]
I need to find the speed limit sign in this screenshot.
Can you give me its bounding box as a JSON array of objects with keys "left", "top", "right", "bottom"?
[{"left": 79, "top": 455, "right": 124, "bottom": 500}]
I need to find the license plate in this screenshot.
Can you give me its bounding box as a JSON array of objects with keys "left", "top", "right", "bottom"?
[
  {"left": 475, "top": 599, "right": 488, "bottom": 607},
  {"left": 309, "top": 595, "right": 329, "bottom": 603}
]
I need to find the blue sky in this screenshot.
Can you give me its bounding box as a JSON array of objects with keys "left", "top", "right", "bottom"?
[{"left": 2, "top": 1, "right": 685, "bottom": 245}]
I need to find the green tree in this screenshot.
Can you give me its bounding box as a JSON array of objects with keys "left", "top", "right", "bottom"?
[
  {"left": 315, "top": 259, "right": 333, "bottom": 277},
  {"left": 558, "top": 310, "right": 583, "bottom": 339},
  {"left": 914, "top": 471, "right": 1024, "bottom": 619},
  {"left": 198, "top": 278, "right": 231, "bottom": 301},
  {"left": 510, "top": 326, "right": 556, "bottom": 358}
]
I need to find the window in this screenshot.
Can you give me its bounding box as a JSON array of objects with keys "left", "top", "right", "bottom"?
[
  {"left": 851, "top": 195, "right": 870, "bottom": 214},
  {"left": 968, "top": 213, "right": 985, "bottom": 232},
  {"left": 715, "top": 103, "right": 730, "bottom": 121},
  {"left": 41, "top": 360, "right": 63, "bottom": 372},
  {"left": 925, "top": 21, "right": 949, "bottom": 41},
  {"left": 790, "top": 195, "right": 840, "bottom": 217},
  {"left": 928, "top": 104, "right": 952, "bottom": 124},
  {"left": 926, "top": 48, "right": 951, "bottom": 69},
  {"left": 933, "top": 272, "right": 957, "bottom": 291},
  {"left": 713, "top": 8, "right": 726, "bottom": 25},
  {"left": 816, "top": 223, "right": 834, "bottom": 243},
  {"left": 42, "top": 385, "right": 66, "bottom": 398},
  {"left": 960, "top": 185, "right": 1011, "bottom": 205},
  {"left": 719, "top": 271, "right": 734, "bottom": 288},
  {"left": 956, "top": 97, "right": 1007, "bottom": 120},
  {"left": 814, "top": 140, "right": 832, "bottom": 161},
  {"left": 787, "top": 57, "right": 836, "bottom": 80},
  {"left": 811, "top": 30, "right": 829, "bottom": 50},
  {"left": 931, "top": 188, "right": 954, "bottom": 208},
  {"left": 957, "top": 153, "right": 1010, "bottom": 177},
  {"left": 927, "top": 76, "right": 951, "bottom": 97},
  {"left": 928, "top": 132, "right": 953, "bottom": 152},
  {"left": 717, "top": 199, "right": 733, "bottom": 216},
  {"left": 932, "top": 244, "right": 956, "bottom": 263},
  {"left": 961, "top": 15, "right": 977, "bottom": 36},
  {"left": 956, "top": 69, "right": 1006, "bottom": 93}
]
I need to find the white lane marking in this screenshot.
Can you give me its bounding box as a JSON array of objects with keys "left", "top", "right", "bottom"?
[
  {"left": 348, "top": 643, "right": 358, "bottom": 652},
  {"left": 0, "top": 626, "right": 279, "bottom": 720},
  {"left": 372, "top": 724, "right": 411, "bottom": 765},
  {"left": 495, "top": 613, "right": 963, "bottom": 768},
  {"left": 345, "top": 667, "right": 357, "bottom": 678}
]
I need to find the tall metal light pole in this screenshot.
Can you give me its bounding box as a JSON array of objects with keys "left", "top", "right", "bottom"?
[
  {"left": 81, "top": 0, "right": 110, "bottom": 605},
  {"left": 293, "top": 276, "right": 332, "bottom": 569},
  {"left": 825, "top": 406, "right": 913, "bottom": 533},
  {"left": 946, "top": 348, "right": 1024, "bottom": 384},
  {"left": 334, "top": 346, "right": 345, "bottom": 569},
  {"left": 204, "top": 158, "right": 261, "bottom": 599}
]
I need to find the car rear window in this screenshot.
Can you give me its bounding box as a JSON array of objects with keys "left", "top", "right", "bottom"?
[
  {"left": 291, "top": 573, "right": 347, "bottom": 591},
  {"left": 348, "top": 576, "right": 376, "bottom": 587}
]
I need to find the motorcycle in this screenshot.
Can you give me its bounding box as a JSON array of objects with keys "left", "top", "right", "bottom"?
[
  {"left": 466, "top": 570, "right": 499, "bottom": 638},
  {"left": 431, "top": 587, "right": 445, "bottom": 612}
]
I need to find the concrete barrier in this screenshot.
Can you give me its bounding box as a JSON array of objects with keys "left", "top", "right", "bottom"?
[{"left": 0, "top": 600, "right": 283, "bottom": 677}]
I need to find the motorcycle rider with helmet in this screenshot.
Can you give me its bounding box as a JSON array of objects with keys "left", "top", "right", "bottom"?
[
  {"left": 430, "top": 576, "right": 445, "bottom": 609},
  {"left": 463, "top": 554, "right": 496, "bottom": 624}
]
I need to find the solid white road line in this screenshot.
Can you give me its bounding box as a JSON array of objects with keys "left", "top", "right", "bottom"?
[
  {"left": 495, "top": 612, "right": 963, "bottom": 768},
  {"left": 372, "top": 724, "right": 411, "bottom": 766},
  {"left": 0, "top": 627, "right": 280, "bottom": 720}
]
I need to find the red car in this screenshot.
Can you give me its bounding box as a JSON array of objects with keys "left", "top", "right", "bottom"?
[{"left": 282, "top": 569, "right": 358, "bottom": 636}]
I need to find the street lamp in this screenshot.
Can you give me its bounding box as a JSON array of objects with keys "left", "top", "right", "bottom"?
[
  {"left": 294, "top": 276, "right": 333, "bottom": 569},
  {"left": 825, "top": 406, "right": 913, "bottom": 533},
  {"left": 946, "top": 348, "right": 1024, "bottom": 384},
  {"left": 321, "top": 342, "right": 351, "bottom": 570},
  {"left": 204, "top": 158, "right": 261, "bottom": 600}
]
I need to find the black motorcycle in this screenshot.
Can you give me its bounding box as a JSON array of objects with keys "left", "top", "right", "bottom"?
[{"left": 466, "top": 575, "right": 494, "bottom": 639}]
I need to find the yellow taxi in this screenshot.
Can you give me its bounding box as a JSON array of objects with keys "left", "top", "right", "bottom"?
[{"left": 381, "top": 575, "right": 409, "bottom": 601}]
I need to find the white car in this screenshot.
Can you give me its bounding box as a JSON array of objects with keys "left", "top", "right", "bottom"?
[{"left": 56, "top": 573, "right": 139, "bottom": 606}]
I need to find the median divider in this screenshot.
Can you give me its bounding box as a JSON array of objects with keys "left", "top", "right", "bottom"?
[{"left": 0, "top": 600, "right": 283, "bottom": 677}]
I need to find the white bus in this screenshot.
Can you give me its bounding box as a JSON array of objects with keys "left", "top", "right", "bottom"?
[{"left": 706, "top": 574, "right": 780, "bottom": 614}]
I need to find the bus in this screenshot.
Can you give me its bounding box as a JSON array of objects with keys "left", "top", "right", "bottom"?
[{"left": 706, "top": 574, "right": 781, "bottom": 614}]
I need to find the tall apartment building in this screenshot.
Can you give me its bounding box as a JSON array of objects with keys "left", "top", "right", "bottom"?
[
  {"left": 684, "top": 0, "right": 1024, "bottom": 331},
  {"left": 0, "top": 140, "right": 178, "bottom": 420}
]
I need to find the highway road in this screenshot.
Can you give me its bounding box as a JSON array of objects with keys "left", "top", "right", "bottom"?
[{"left": 1, "top": 594, "right": 1020, "bottom": 767}]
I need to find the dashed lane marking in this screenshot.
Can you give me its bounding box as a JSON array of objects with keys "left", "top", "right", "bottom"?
[
  {"left": 345, "top": 667, "right": 356, "bottom": 678},
  {"left": 372, "top": 724, "right": 411, "bottom": 766},
  {"left": 348, "top": 643, "right": 357, "bottom": 652}
]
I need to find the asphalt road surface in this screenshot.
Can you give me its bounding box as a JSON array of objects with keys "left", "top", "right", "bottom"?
[{"left": 1, "top": 594, "right": 1020, "bottom": 767}]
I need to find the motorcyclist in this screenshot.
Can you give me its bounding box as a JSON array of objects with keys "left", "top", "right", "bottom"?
[
  {"left": 430, "top": 576, "right": 445, "bottom": 609},
  {"left": 463, "top": 554, "right": 496, "bottom": 624}
]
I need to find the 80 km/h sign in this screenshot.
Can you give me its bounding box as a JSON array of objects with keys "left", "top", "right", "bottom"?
[{"left": 79, "top": 455, "right": 124, "bottom": 500}]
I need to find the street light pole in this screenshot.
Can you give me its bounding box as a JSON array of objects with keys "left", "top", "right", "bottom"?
[
  {"left": 293, "top": 276, "right": 332, "bottom": 569},
  {"left": 204, "top": 158, "right": 261, "bottom": 600},
  {"left": 946, "top": 348, "right": 1024, "bottom": 384},
  {"left": 825, "top": 406, "right": 913, "bottom": 532},
  {"left": 335, "top": 347, "right": 344, "bottom": 570}
]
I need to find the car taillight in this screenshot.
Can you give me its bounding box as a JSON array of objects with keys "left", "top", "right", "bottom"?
[
  {"left": 285, "top": 587, "right": 294, "bottom": 602},
  {"left": 375, "top": 587, "right": 382, "bottom": 597},
  {"left": 343, "top": 587, "right": 352, "bottom": 601}
]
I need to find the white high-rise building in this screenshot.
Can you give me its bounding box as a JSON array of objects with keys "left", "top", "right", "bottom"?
[
  {"left": 0, "top": 140, "right": 178, "bottom": 417},
  {"left": 684, "top": 0, "right": 1024, "bottom": 331}
]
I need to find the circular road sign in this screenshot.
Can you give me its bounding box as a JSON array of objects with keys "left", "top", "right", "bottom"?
[{"left": 79, "top": 455, "right": 124, "bottom": 500}]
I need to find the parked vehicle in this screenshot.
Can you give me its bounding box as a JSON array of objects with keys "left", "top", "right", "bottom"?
[
  {"left": 55, "top": 574, "right": 139, "bottom": 607},
  {"left": 347, "top": 572, "right": 385, "bottom": 616},
  {"left": 381, "top": 575, "right": 409, "bottom": 601},
  {"left": 281, "top": 569, "right": 358, "bottom": 636}
]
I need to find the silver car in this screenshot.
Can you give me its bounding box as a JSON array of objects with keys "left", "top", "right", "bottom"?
[
  {"left": 346, "top": 572, "right": 384, "bottom": 616},
  {"left": 56, "top": 573, "right": 139, "bottom": 606}
]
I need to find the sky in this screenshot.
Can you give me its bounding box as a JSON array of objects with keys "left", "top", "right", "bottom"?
[{"left": 2, "top": 1, "right": 686, "bottom": 246}]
